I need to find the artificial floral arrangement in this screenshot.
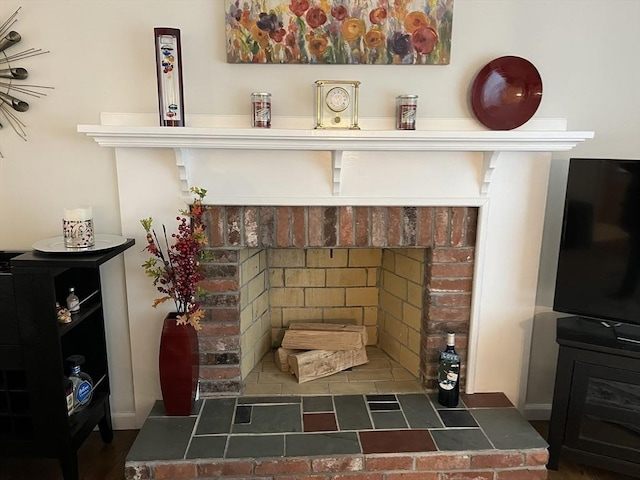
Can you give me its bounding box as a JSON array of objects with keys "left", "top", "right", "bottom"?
[{"left": 140, "top": 187, "right": 207, "bottom": 330}]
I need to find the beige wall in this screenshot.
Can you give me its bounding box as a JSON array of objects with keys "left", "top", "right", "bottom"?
[{"left": 1, "top": 1, "right": 638, "bottom": 427}]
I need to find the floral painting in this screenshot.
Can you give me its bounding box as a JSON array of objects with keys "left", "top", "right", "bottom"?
[{"left": 225, "top": 0, "right": 454, "bottom": 65}]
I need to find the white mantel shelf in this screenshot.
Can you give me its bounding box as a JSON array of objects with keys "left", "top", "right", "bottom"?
[
  {"left": 78, "top": 124, "right": 593, "bottom": 152},
  {"left": 78, "top": 118, "right": 594, "bottom": 196}
]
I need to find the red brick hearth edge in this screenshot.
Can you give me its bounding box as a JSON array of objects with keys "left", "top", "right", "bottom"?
[{"left": 126, "top": 448, "right": 549, "bottom": 479}]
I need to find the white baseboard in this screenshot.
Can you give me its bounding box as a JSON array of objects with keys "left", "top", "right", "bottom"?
[
  {"left": 112, "top": 412, "right": 139, "bottom": 430},
  {"left": 522, "top": 403, "right": 552, "bottom": 421}
]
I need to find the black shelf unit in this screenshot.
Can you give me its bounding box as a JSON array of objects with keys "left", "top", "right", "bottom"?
[
  {"left": 548, "top": 316, "right": 640, "bottom": 478},
  {"left": 0, "top": 241, "right": 134, "bottom": 480}
]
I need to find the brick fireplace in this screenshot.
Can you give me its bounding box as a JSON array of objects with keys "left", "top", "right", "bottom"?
[{"left": 198, "top": 205, "right": 477, "bottom": 395}]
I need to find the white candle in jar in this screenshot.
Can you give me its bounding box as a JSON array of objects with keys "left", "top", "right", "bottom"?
[{"left": 63, "top": 206, "right": 93, "bottom": 221}]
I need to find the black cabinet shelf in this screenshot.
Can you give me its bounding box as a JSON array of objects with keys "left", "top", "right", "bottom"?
[
  {"left": 0, "top": 241, "right": 134, "bottom": 480},
  {"left": 548, "top": 316, "right": 640, "bottom": 478}
]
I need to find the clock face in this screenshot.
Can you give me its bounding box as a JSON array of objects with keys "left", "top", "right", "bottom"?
[{"left": 325, "top": 87, "right": 350, "bottom": 112}]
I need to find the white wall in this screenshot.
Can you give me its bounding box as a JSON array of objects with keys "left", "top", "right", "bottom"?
[{"left": 1, "top": 1, "right": 639, "bottom": 427}]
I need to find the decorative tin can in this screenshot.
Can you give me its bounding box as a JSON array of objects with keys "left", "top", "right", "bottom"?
[
  {"left": 396, "top": 94, "right": 418, "bottom": 130},
  {"left": 251, "top": 92, "right": 271, "bottom": 128}
]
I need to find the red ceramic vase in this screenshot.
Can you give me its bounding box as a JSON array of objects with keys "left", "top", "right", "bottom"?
[{"left": 158, "top": 313, "right": 199, "bottom": 416}]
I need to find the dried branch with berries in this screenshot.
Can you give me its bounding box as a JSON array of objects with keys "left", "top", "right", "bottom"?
[{"left": 140, "top": 187, "right": 207, "bottom": 330}]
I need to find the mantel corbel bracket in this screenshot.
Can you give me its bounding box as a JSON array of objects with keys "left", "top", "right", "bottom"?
[
  {"left": 174, "top": 148, "right": 192, "bottom": 196},
  {"left": 481, "top": 151, "right": 502, "bottom": 196},
  {"left": 332, "top": 150, "right": 358, "bottom": 195}
]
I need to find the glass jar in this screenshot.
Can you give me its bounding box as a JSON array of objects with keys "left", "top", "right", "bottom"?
[
  {"left": 251, "top": 92, "right": 271, "bottom": 128},
  {"left": 396, "top": 94, "right": 418, "bottom": 130}
]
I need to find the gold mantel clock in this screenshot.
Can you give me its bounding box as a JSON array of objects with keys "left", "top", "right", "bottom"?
[{"left": 315, "top": 80, "right": 360, "bottom": 130}]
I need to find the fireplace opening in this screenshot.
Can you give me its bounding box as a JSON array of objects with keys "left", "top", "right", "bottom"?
[{"left": 196, "top": 206, "right": 477, "bottom": 396}]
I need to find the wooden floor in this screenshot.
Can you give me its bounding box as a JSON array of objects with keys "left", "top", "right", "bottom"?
[{"left": 0, "top": 424, "right": 635, "bottom": 480}]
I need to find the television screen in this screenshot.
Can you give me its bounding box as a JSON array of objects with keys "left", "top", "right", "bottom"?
[{"left": 554, "top": 158, "right": 640, "bottom": 330}]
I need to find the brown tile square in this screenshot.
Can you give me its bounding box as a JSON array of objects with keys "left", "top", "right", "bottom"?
[
  {"left": 460, "top": 392, "right": 513, "bottom": 408},
  {"left": 303, "top": 413, "right": 338, "bottom": 432},
  {"left": 359, "top": 429, "right": 436, "bottom": 454}
]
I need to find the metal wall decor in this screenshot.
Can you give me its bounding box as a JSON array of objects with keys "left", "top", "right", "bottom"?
[
  {"left": 225, "top": 0, "right": 454, "bottom": 65},
  {"left": 154, "top": 27, "right": 185, "bottom": 127},
  {"left": 0, "top": 7, "right": 51, "bottom": 158}
]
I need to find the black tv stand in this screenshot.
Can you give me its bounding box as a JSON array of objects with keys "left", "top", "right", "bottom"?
[{"left": 548, "top": 316, "right": 640, "bottom": 477}]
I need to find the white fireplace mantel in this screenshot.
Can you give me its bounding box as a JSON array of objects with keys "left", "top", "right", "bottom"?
[
  {"left": 79, "top": 113, "right": 594, "bottom": 420},
  {"left": 78, "top": 115, "right": 593, "bottom": 197}
]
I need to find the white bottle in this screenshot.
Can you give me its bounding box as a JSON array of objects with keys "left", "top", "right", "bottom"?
[{"left": 66, "top": 287, "right": 80, "bottom": 313}]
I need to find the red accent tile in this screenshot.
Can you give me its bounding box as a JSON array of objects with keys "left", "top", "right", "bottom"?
[
  {"left": 460, "top": 392, "right": 514, "bottom": 408},
  {"left": 303, "top": 413, "right": 338, "bottom": 432},
  {"left": 359, "top": 430, "right": 436, "bottom": 454}
]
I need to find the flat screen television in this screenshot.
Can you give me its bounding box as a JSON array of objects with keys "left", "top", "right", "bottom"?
[{"left": 554, "top": 158, "right": 640, "bottom": 343}]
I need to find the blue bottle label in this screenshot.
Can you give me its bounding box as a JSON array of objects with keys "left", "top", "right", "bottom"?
[{"left": 76, "top": 380, "right": 92, "bottom": 405}]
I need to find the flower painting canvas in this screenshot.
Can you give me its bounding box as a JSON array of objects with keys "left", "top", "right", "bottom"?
[{"left": 225, "top": 0, "right": 454, "bottom": 65}]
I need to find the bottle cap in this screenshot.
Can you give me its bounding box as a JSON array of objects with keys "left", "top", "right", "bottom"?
[
  {"left": 66, "top": 354, "right": 85, "bottom": 366},
  {"left": 446, "top": 332, "right": 455, "bottom": 346}
]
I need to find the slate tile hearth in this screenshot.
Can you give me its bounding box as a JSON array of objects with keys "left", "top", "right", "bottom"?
[
  {"left": 126, "top": 349, "right": 550, "bottom": 479},
  {"left": 127, "top": 392, "right": 547, "bottom": 462}
]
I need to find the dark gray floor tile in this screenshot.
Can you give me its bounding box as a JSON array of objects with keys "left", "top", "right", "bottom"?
[
  {"left": 303, "top": 395, "right": 334, "bottom": 413},
  {"left": 438, "top": 409, "right": 478, "bottom": 427},
  {"left": 126, "top": 417, "right": 196, "bottom": 461},
  {"left": 186, "top": 435, "right": 228, "bottom": 459},
  {"left": 196, "top": 397, "right": 236, "bottom": 434},
  {"left": 234, "top": 405, "right": 252, "bottom": 424},
  {"left": 238, "top": 396, "right": 301, "bottom": 404},
  {"left": 148, "top": 399, "right": 203, "bottom": 417},
  {"left": 366, "top": 394, "right": 396, "bottom": 402},
  {"left": 232, "top": 404, "right": 302, "bottom": 433},
  {"left": 397, "top": 394, "right": 443, "bottom": 428},
  {"left": 431, "top": 428, "right": 493, "bottom": 451},
  {"left": 371, "top": 411, "right": 408, "bottom": 429},
  {"left": 368, "top": 402, "right": 400, "bottom": 411},
  {"left": 226, "top": 434, "right": 285, "bottom": 458},
  {"left": 334, "top": 395, "right": 372, "bottom": 430},
  {"left": 285, "top": 432, "right": 361, "bottom": 456},
  {"left": 471, "top": 408, "right": 548, "bottom": 449}
]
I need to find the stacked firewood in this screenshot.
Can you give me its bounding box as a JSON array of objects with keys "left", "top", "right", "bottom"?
[{"left": 275, "top": 322, "right": 369, "bottom": 383}]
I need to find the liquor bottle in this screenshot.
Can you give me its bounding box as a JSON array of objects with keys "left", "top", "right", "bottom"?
[
  {"left": 66, "top": 355, "right": 93, "bottom": 413},
  {"left": 437, "top": 332, "right": 460, "bottom": 407},
  {"left": 64, "top": 376, "right": 74, "bottom": 416},
  {"left": 66, "top": 287, "right": 80, "bottom": 313}
]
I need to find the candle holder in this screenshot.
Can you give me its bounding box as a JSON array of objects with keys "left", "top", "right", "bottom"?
[
  {"left": 154, "top": 27, "right": 185, "bottom": 127},
  {"left": 63, "top": 207, "right": 94, "bottom": 248}
]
